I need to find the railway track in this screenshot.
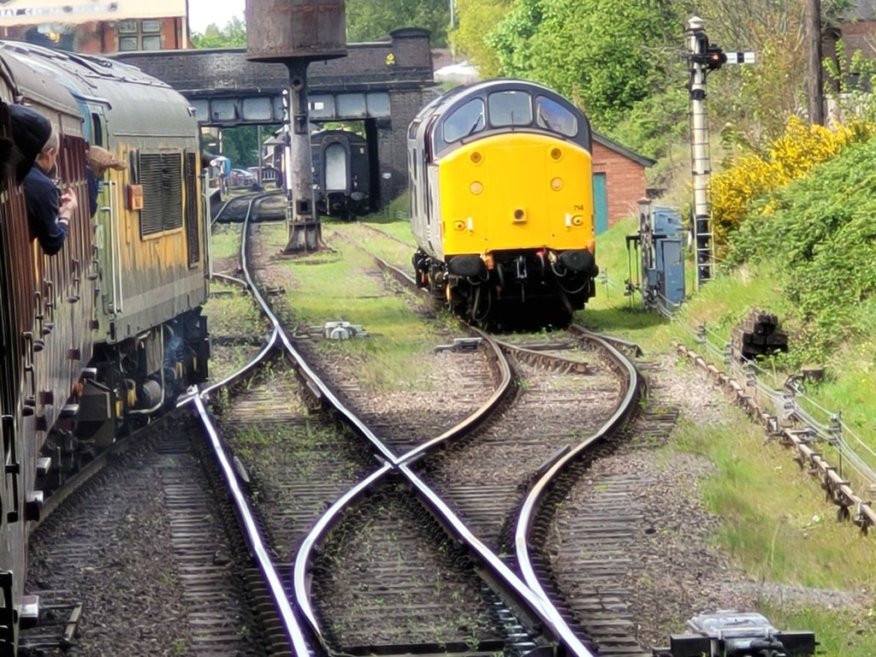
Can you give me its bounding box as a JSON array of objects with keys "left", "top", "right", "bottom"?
[
  {"left": 20, "top": 414, "right": 264, "bottom": 656},
  {"left": 23, "top": 197, "right": 648, "bottom": 656},
  {"left": 199, "top": 202, "right": 646, "bottom": 654}
]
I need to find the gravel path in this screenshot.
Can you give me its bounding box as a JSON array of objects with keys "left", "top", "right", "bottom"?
[{"left": 611, "top": 354, "right": 871, "bottom": 651}]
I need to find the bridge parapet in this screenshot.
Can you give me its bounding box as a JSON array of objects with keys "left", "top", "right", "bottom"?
[
  {"left": 112, "top": 28, "right": 434, "bottom": 207},
  {"left": 114, "top": 27, "right": 433, "bottom": 96}
]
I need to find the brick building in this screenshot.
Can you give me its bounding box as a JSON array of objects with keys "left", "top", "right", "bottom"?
[
  {"left": 591, "top": 133, "right": 655, "bottom": 233},
  {"left": 838, "top": 0, "right": 876, "bottom": 58},
  {"left": 0, "top": 0, "right": 188, "bottom": 53}
]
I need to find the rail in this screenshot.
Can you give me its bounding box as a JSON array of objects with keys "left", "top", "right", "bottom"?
[{"left": 186, "top": 199, "right": 607, "bottom": 656}]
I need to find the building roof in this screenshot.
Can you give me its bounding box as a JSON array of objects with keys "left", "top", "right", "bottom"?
[{"left": 593, "top": 131, "right": 656, "bottom": 167}]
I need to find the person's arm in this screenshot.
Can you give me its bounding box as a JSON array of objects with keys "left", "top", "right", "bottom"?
[
  {"left": 24, "top": 173, "right": 75, "bottom": 256},
  {"left": 58, "top": 187, "right": 77, "bottom": 224}
]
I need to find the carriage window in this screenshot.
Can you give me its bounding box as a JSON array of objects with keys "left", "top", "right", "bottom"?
[
  {"left": 489, "top": 90, "right": 532, "bottom": 127},
  {"left": 443, "top": 98, "right": 485, "bottom": 143},
  {"left": 118, "top": 19, "right": 163, "bottom": 51},
  {"left": 535, "top": 96, "right": 578, "bottom": 137}
]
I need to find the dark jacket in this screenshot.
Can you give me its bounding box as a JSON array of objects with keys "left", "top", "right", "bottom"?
[
  {"left": 23, "top": 165, "right": 68, "bottom": 255},
  {"left": 86, "top": 165, "right": 99, "bottom": 217}
]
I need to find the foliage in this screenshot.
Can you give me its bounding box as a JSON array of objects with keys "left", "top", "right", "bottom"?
[
  {"left": 606, "top": 86, "right": 690, "bottom": 191},
  {"left": 485, "top": 0, "right": 686, "bottom": 129},
  {"left": 209, "top": 125, "right": 281, "bottom": 168},
  {"left": 824, "top": 38, "right": 876, "bottom": 123},
  {"left": 449, "top": 0, "right": 512, "bottom": 78},
  {"left": 709, "top": 115, "right": 872, "bottom": 250},
  {"left": 345, "top": 0, "right": 451, "bottom": 47},
  {"left": 191, "top": 16, "right": 246, "bottom": 48},
  {"left": 726, "top": 136, "right": 876, "bottom": 360}
]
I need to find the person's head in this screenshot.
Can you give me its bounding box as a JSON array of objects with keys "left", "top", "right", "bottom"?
[
  {"left": 34, "top": 129, "right": 60, "bottom": 175},
  {"left": 9, "top": 104, "right": 53, "bottom": 182}
]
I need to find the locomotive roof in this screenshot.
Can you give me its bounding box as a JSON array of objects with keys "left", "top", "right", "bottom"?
[
  {"left": 0, "top": 40, "right": 196, "bottom": 139},
  {"left": 411, "top": 78, "right": 592, "bottom": 157},
  {"left": 414, "top": 78, "right": 587, "bottom": 122},
  {"left": 0, "top": 40, "right": 173, "bottom": 98}
]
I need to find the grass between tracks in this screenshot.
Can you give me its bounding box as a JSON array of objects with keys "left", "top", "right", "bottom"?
[
  {"left": 252, "top": 220, "right": 457, "bottom": 392},
  {"left": 209, "top": 222, "right": 243, "bottom": 264}
]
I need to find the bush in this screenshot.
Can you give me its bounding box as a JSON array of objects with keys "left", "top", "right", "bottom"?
[
  {"left": 727, "top": 136, "right": 876, "bottom": 361},
  {"left": 709, "top": 116, "right": 873, "bottom": 253}
]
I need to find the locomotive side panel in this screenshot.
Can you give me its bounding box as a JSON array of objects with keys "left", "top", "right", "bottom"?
[
  {"left": 88, "top": 76, "right": 207, "bottom": 342},
  {"left": 0, "top": 61, "right": 98, "bottom": 651},
  {"left": 100, "top": 141, "right": 206, "bottom": 341}
]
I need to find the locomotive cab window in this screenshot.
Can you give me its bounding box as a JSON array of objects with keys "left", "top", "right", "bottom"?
[
  {"left": 488, "top": 90, "right": 532, "bottom": 128},
  {"left": 443, "top": 98, "right": 485, "bottom": 143},
  {"left": 535, "top": 96, "right": 577, "bottom": 137}
]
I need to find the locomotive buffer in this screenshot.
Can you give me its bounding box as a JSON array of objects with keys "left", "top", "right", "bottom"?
[{"left": 245, "top": 0, "right": 348, "bottom": 253}]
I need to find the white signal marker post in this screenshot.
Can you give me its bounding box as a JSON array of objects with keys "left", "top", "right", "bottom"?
[
  {"left": 686, "top": 16, "right": 754, "bottom": 289},
  {"left": 687, "top": 16, "right": 712, "bottom": 289}
]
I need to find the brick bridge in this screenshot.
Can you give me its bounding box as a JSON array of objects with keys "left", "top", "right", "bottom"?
[{"left": 114, "top": 28, "right": 435, "bottom": 206}]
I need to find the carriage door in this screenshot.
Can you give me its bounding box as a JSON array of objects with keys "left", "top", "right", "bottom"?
[
  {"left": 324, "top": 143, "right": 348, "bottom": 192},
  {"left": 593, "top": 173, "right": 608, "bottom": 234}
]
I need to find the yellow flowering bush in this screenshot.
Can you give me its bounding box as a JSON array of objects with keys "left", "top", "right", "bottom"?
[{"left": 709, "top": 116, "right": 874, "bottom": 251}]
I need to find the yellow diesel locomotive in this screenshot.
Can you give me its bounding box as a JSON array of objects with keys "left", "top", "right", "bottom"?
[{"left": 408, "top": 79, "right": 598, "bottom": 326}]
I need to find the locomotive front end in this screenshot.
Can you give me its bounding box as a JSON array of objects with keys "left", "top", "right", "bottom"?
[{"left": 410, "top": 79, "right": 598, "bottom": 326}]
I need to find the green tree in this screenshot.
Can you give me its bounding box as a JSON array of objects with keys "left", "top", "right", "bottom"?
[
  {"left": 487, "top": 0, "right": 685, "bottom": 130},
  {"left": 191, "top": 16, "right": 247, "bottom": 48},
  {"left": 218, "top": 126, "right": 269, "bottom": 168},
  {"left": 345, "top": 0, "right": 451, "bottom": 47},
  {"left": 451, "top": 0, "right": 513, "bottom": 78}
]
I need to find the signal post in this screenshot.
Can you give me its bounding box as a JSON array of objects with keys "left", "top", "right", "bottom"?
[{"left": 686, "top": 16, "right": 753, "bottom": 288}]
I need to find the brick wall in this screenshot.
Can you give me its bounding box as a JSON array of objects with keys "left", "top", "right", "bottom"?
[
  {"left": 114, "top": 28, "right": 433, "bottom": 94},
  {"left": 831, "top": 20, "right": 876, "bottom": 59},
  {"left": 591, "top": 141, "right": 648, "bottom": 226}
]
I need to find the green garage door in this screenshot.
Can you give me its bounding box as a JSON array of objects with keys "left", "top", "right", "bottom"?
[{"left": 593, "top": 172, "right": 608, "bottom": 234}]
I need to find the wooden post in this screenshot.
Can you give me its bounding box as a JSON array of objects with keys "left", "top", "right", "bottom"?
[{"left": 805, "top": 0, "right": 825, "bottom": 125}]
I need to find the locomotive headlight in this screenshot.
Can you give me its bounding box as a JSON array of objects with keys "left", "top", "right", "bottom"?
[
  {"left": 550, "top": 147, "right": 563, "bottom": 160},
  {"left": 551, "top": 177, "right": 564, "bottom": 191},
  {"left": 572, "top": 215, "right": 584, "bottom": 226},
  {"left": 453, "top": 220, "right": 466, "bottom": 231},
  {"left": 470, "top": 181, "right": 483, "bottom": 195},
  {"left": 470, "top": 151, "right": 483, "bottom": 164}
]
